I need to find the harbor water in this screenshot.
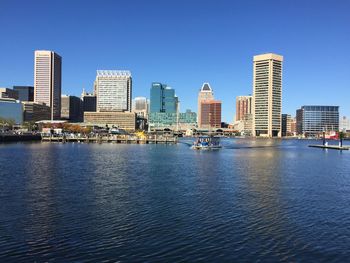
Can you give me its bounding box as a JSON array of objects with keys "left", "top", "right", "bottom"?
[{"left": 0, "top": 139, "right": 350, "bottom": 262}]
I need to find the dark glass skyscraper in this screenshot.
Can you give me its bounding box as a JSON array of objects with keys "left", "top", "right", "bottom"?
[{"left": 13, "top": 86, "right": 34, "bottom": 101}]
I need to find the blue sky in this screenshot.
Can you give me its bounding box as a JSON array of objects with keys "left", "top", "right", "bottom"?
[{"left": 0, "top": 0, "right": 349, "bottom": 122}]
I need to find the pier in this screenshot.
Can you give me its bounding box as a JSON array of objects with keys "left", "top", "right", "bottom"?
[
  {"left": 309, "top": 144, "right": 349, "bottom": 150},
  {"left": 0, "top": 134, "right": 41, "bottom": 143},
  {"left": 41, "top": 135, "right": 177, "bottom": 144}
]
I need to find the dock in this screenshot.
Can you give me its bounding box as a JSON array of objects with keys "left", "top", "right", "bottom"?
[
  {"left": 41, "top": 135, "right": 177, "bottom": 144},
  {"left": 0, "top": 134, "right": 41, "bottom": 143},
  {"left": 309, "top": 144, "right": 350, "bottom": 150}
]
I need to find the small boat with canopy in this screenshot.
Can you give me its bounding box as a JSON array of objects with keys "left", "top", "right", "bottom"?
[{"left": 192, "top": 135, "right": 222, "bottom": 150}]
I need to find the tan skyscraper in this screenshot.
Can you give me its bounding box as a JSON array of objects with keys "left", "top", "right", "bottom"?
[
  {"left": 252, "top": 53, "right": 283, "bottom": 137},
  {"left": 197, "top": 83, "right": 214, "bottom": 128},
  {"left": 34, "top": 50, "right": 62, "bottom": 120},
  {"left": 236, "top": 95, "right": 252, "bottom": 121}
]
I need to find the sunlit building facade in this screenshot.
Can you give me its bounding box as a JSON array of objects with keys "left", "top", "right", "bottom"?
[
  {"left": 198, "top": 83, "right": 214, "bottom": 128},
  {"left": 252, "top": 53, "right": 283, "bottom": 137},
  {"left": 200, "top": 100, "right": 221, "bottom": 128},
  {"left": 34, "top": 50, "right": 62, "bottom": 120},
  {"left": 236, "top": 95, "right": 252, "bottom": 121},
  {"left": 296, "top": 106, "right": 339, "bottom": 136},
  {"left": 95, "top": 70, "right": 132, "bottom": 112}
]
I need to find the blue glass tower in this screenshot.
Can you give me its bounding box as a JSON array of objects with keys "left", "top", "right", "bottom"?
[
  {"left": 150, "top": 82, "right": 177, "bottom": 113},
  {"left": 149, "top": 82, "right": 179, "bottom": 129}
]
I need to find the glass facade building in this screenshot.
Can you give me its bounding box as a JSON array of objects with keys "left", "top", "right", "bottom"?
[
  {"left": 149, "top": 83, "right": 197, "bottom": 130},
  {"left": 0, "top": 98, "right": 23, "bottom": 124},
  {"left": 150, "top": 82, "right": 177, "bottom": 114},
  {"left": 13, "top": 86, "right": 34, "bottom": 101},
  {"left": 296, "top": 106, "right": 339, "bottom": 136}
]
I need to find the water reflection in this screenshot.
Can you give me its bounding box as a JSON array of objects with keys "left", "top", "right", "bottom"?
[{"left": 0, "top": 140, "right": 350, "bottom": 261}]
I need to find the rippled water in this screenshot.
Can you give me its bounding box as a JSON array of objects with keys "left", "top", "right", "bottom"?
[{"left": 1, "top": 139, "right": 350, "bottom": 262}]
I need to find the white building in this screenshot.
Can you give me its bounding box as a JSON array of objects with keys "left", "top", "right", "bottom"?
[
  {"left": 34, "top": 50, "right": 62, "bottom": 120},
  {"left": 252, "top": 53, "right": 283, "bottom": 137},
  {"left": 95, "top": 70, "right": 132, "bottom": 112},
  {"left": 340, "top": 116, "right": 350, "bottom": 131}
]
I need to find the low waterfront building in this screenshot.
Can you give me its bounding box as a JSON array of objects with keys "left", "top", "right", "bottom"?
[
  {"left": 0, "top": 98, "right": 23, "bottom": 124},
  {"left": 0, "top": 88, "right": 19, "bottom": 100},
  {"left": 22, "top": 101, "right": 51, "bottom": 122},
  {"left": 148, "top": 110, "right": 197, "bottom": 131},
  {"left": 296, "top": 106, "right": 339, "bottom": 136},
  {"left": 233, "top": 113, "right": 253, "bottom": 136},
  {"left": 61, "top": 95, "right": 83, "bottom": 122},
  {"left": 340, "top": 116, "right": 350, "bottom": 132},
  {"left": 13, "top": 86, "right": 34, "bottom": 101},
  {"left": 84, "top": 112, "right": 136, "bottom": 131}
]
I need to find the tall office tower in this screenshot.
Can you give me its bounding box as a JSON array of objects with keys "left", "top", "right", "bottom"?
[
  {"left": 95, "top": 70, "right": 132, "bottom": 112},
  {"left": 13, "top": 86, "right": 34, "bottom": 101},
  {"left": 200, "top": 100, "right": 222, "bottom": 128},
  {"left": 150, "top": 82, "right": 178, "bottom": 113},
  {"left": 34, "top": 50, "right": 62, "bottom": 120},
  {"left": 296, "top": 106, "right": 339, "bottom": 136},
  {"left": 197, "top": 83, "right": 214, "bottom": 127},
  {"left": 252, "top": 53, "right": 283, "bottom": 137},
  {"left": 236, "top": 95, "right": 252, "bottom": 121}
]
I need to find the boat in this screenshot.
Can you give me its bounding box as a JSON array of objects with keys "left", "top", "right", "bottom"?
[{"left": 191, "top": 135, "right": 222, "bottom": 150}]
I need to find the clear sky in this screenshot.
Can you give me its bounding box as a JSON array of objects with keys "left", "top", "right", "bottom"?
[{"left": 0, "top": 0, "right": 349, "bottom": 122}]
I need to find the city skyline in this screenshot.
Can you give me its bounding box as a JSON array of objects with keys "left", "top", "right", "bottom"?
[{"left": 1, "top": 0, "right": 350, "bottom": 122}]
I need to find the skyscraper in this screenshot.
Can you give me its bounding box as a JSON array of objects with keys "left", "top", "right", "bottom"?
[
  {"left": 150, "top": 82, "right": 177, "bottom": 113},
  {"left": 200, "top": 100, "right": 222, "bottom": 128},
  {"left": 197, "top": 83, "right": 214, "bottom": 127},
  {"left": 34, "top": 50, "right": 62, "bottom": 120},
  {"left": 236, "top": 95, "right": 252, "bottom": 121},
  {"left": 149, "top": 82, "right": 179, "bottom": 129},
  {"left": 252, "top": 53, "right": 283, "bottom": 137},
  {"left": 95, "top": 70, "right": 132, "bottom": 112}
]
